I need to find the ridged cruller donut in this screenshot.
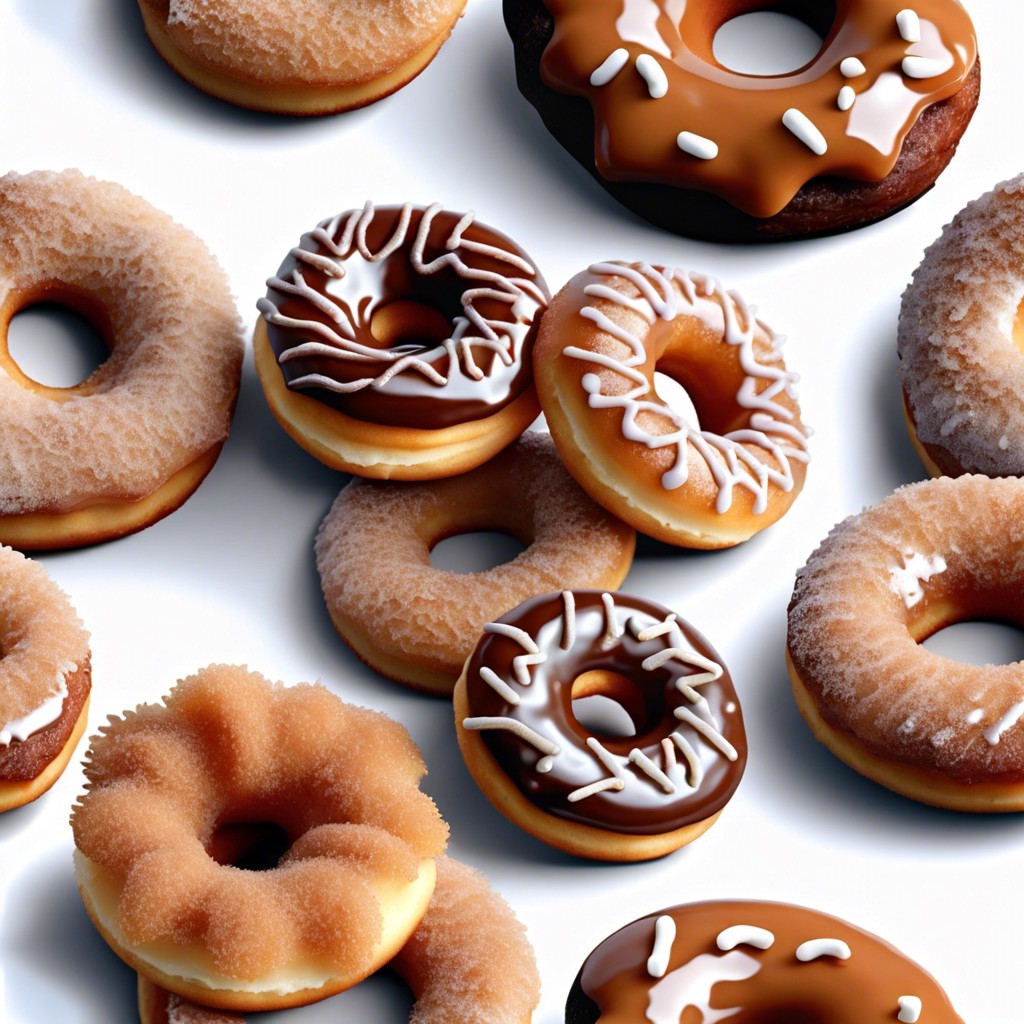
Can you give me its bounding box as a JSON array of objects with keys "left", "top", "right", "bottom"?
[
  {"left": 900, "top": 173, "right": 1024, "bottom": 478},
  {"left": 71, "top": 665, "right": 449, "bottom": 1012},
  {"left": 315, "top": 431, "right": 636, "bottom": 695},
  {"left": 787, "top": 475, "right": 1024, "bottom": 811},
  {"left": 0, "top": 170, "right": 244, "bottom": 550},
  {"left": 137, "top": 855, "right": 540, "bottom": 1024},
  {"left": 0, "top": 545, "right": 90, "bottom": 813}
]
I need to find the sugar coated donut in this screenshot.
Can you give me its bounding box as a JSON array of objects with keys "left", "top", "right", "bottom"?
[
  {"left": 787, "top": 475, "right": 1024, "bottom": 811},
  {"left": 255, "top": 202, "right": 548, "bottom": 479},
  {"left": 900, "top": 174, "right": 1024, "bottom": 478},
  {"left": 567, "top": 900, "right": 962, "bottom": 1023},
  {"left": 0, "top": 546, "right": 90, "bottom": 812},
  {"left": 505, "top": 0, "right": 979, "bottom": 241},
  {"left": 534, "top": 262, "right": 809, "bottom": 549},
  {"left": 71, "top": 665, "right": 449, "bottom": 1011},
  {"left": 455, "top": 590, "right": 746, "bottom": 861},
  {"left": 137, "top": 855, "right": 540, "bottom": 1024},
  {"left": 0, "top": 170, "right": 243, "bottom": 550},
  {"left": 315, "top": 432, "right": 635, "bottom": 695},
  {"left": 137, "top": 0, "right": 467, "bottom": 115}
]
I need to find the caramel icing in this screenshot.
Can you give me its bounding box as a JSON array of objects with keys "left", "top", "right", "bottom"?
[{"left": 539, "top": 0, "right": 978, "bottom": 217}]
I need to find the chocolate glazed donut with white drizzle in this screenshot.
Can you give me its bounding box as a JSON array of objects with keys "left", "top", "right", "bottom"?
[{"left": 454, "top": 591, "right": 746, "bottom": 861}]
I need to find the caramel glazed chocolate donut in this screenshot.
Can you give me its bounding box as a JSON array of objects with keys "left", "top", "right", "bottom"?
[
  {"left": 567, "top": 900, "right": 963, "bottom": 1024},
  {"left": 505, "top": 0, "right": 979, "bottom": 241}
]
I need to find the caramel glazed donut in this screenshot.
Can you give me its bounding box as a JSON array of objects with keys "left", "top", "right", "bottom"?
[
  {"left": 505, "top": 0, "right": 979, "bottom": 241},
  {"left": 534, "top": 261, "right": 809, "bottom": 549},
  {"left": 137, "top": 0, "right": 468, "bottom": 115},
  {"left": 0, "top": 546, "right": 90, "bottom": 812},
  {"left": 255, "top": 202, "right": 548, "bottom": 479},
  {"left": 455, "top": 591, "right": 746, "bottom": 861},
  {"left": 567, "top": 900, "right": 962, "bottom": 1023},
  {"left": 0, "top": 170, "right": 244, "bottom": 550},
  {"left": 900, "top": 173, "right": 1024, "bottom": 478},
  {"left": 787, "top": 475, "right": 1024, "bottom": 812},
  {"left": 71, "top": 665, "right": 449, "bottom": 1011},
  {"left": 137, "top": 855, "right": 540, "bottom": 1024}
]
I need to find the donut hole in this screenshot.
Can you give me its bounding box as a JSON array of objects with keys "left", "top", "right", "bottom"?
[
  {"left": 653, "top": 372, "right": 701, "bottom": 430},
  {"left": 571, "top": 670, "right": 649, "bottom": 739},
  {"left": 710, "top": 2, "right": 835, "bottom": 76},
  {"left": 922, "top": 620, "right": 1024, "bottom": 666},
  {"left": 206, "top": 819, "right": 293, "bottom": 872},
  {"left": 430, "top": 531, "right": 526, "bottom": 573},
  {"left": 4, "top": 300, "right": 108, "bottom": 390},
  {"left": 369, "top": 299, "right": 452, "bottom": 352},
  {"left": 654, "top": 356, "right": 744, "bottom": 435}
]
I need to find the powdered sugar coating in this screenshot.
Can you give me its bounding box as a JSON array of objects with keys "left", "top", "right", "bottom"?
[
  {"left": 899, "top": 174, "right": 1024, "bottom": 476},
  {"left": 0, "top": 170, "right": 243, "bottom": 514},
  {"left": 788, "top": 476, "right": 1024, "bottom": 783}
]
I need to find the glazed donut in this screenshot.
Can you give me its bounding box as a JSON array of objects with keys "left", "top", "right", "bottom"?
[
  {"left": 315, "top": 432, "right": 635, "bottom": 694},
  {"left": 566, "top": 900, "right": 962, "bottom": 1023},
  {"left": 137, "top": 855, "right": 540, "bottom": 1024},
  {"left": 136, "top": 0, "right": 467, "bottom": 115},
  {"left": 900, "top": 174, "right": 1024, "bottom": 478},
  {"left": 71, "top": 665, "right": 449, "bottom": 1011},
  {"left": 0, "top": 170, "right": 243, "bottom": 550},
  {"left": 533, "top": 262, "right": 809, "bottom": 549},
  {"left": 255, "top": 202, "right": 548, "bottom": 479},
  {"left": 0, "top": 546, "right": 90, "bottom": 812},
  {"left": 787, "top": 475, "right": 1024, "bottom": 812},
  {"left": 454, "top": 590, "right": 746, "bottom": 861},
  {"left": 505, "top": 0, "right": 980, "bottom": 241}
]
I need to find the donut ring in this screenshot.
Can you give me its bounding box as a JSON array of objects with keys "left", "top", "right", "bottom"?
[
  {"left": 567, "top": 900, "right": 962, "bottom": 1023},
  {"left": 315, "top": 432, "right": 635, "bottom": 695},
  {"left": 136, "top": 0, "right": 468, "bottom": 115},
  {"left": 787, "top": 475, "right": 1024, "bottom": 812},
  {"left": 137, "top": 855, "right": 540, "bottom": 1024},
  {"left": 0, "top": 546, "right": 90, "bottom": 812},
  {"left": 900, "top": 174, "right": 1024, "bottom": 478},
  {"left": 0, "top": 170, "right": 243, "bottom": 550},
  {"left": 505, "top": 0, "right": 979, "bottom": 240},
  {"left": 533, "top": 262, "right": 809, "bottom": 549},
  {"left": 454, "top": 590, "right": 746, "bottom": 861},
  {"left": 255, "top": 202, "right": 548, "bottom": 479},
  {"left": 71, "top": 665, "right": 449, "bottom": 1011}
]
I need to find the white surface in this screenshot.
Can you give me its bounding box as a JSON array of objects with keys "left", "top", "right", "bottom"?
[{"left": 0, "top": 2, "right": 1018, "bottom": 1021}]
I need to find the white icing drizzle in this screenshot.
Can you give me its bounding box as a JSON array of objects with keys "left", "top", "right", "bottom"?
[
  {"left": 647, "top": 950, "right": 761, "bottom": 1024},
  {"left": 461, "top": 716, "right": 561, "bottom": 770},
  {"left": 898, "top": 995, "right": 923, "bottom": 1023},
  {"left": 840, "top": 56, "right": 867, "bottom": 78},
  {"left": 647, "top": 916, "right": 677, "bottom": 978},
  {"left": 888, "top": 551, "right": 946, "bottom": 609},
  {"left": 591, "top": 47, "right": 630, "bottom": 86},
  {"left": 674, "top": 707, "right": 738, "bottom": 761},
  {"left": 636, "top": 53, "right": 669, "bottom": 98},
  {"left": 837, "top": 85, "right": 856, "bottom": 111},
  {"left": 795, "top": 938, "right": 852, "bottom": 962},
  {"left": 984, "top": 700, "right": 1024, "bottom": 746},
  {"left": 0, "top": 673, "right": 69, "bottom": 746},
  {"left": 782, "top": 108, "right": 828, "bottom": 155},
  {"left": 561, "top": 590, "right": 576, "bottom": 651},
  {"left": 676, "top": 131, "right": 719, "bottom": 160},
  {"left": 716, "top": 925, "right": 775, "bottom": 952},
  {"left": 565, "top": 263, "right": 808, "bottom": 513},
  {"left": 897, "top": 9, "right": 922, "bottom": 44},
  {"left": 479, "top": 666, "right": 520, "bottom": 706}
]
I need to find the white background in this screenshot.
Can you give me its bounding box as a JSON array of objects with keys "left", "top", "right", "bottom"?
[{"left": 0, "top": 2, "right": 1020, "bottom": 1021}]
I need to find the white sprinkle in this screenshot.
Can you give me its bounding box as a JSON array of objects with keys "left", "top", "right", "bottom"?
[
  {"left": 568, "top": 776, "right": 624, "bottom": 802},
  {"left": 897, "top": 9, "right": 921, "bottom": 43},
  {"left": 484, "top": 621, "right": 539, "bottom": 654},
  {"left": 782, "top": 108, "right": 828, "bottom": 155},
  {"left": 462, "top": 717, "right": 560, "bottom": 761},
  {"left": 647, "top": 916, "right": 677, "bottom": 978},
  {"left": 902, "top": 55, "right": 948, "bottom": 79},
  {"left": 898, "top": 995, "right": 923, "bottom": 1023},
  {"left": 670, "top": 731, "right": 704, "bottom": 788},
  {"left": 984, "top": 700, "right": 1024, "bottom": 746},
  {"left": 629, "top": 748, "right": 675, "bottom": 793},
  {"left": 537, "top": 755, "right": 555, "bottom": 774},
  {"left": 795, "top": 938, "right": 851, "bottom": 962},
  {"left": 479, "top": 667, "right": 519, "bottom": 706},
  {"left": 602, "top": 593, "right": 622, "bottom": 645},
  {"left": 1000, "top": 435, "right": 1010, "bottom": 451},
  {"left": 636, "top": 54, "right": 669, "bottom": 99},
  {"left": 676, "top": 131, "right": 719, "bottom": 160},
  {"left": 561, "top": 591, "right": 576, "bottom": 651},
  {"left": 675, "top": 706, "right": 738, "bottom": 760},
  {"left": 591, "top": 47, "right": 629, "bottom": 87},
  {"left": 837, "top": 85, "right": 856, "bottom": 111},
  {"left": 587, "top": 736, "right": 626, "bottom": 779},
  {"left": 840, "top": 56, "right": 867, "bottom": 78},
  {"left": 966, "top": 708, "right": 984, "bottom": 725},
  {"left": 717, "top": 925, "right": 775, "bottom": 952},
  {"left": 630, "top": 613, "right": 677, "bottom": 642}
]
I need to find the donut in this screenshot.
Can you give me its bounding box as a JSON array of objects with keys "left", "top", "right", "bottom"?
[
  {"left": 70, "top": 664, "right": 449, "bottom": 1011},
  {"left": 504, "top": 0, "right": 980, "bottom": 241},
  {"left": 454, "top": 590, "right": 746, "bottom": 861},
  {"left": 0, "top": 546, "right": 90, "bottom": 813},
  {"left": 0, "top": 170, "right": 243, "bottom": 551},
  {"left": 137, "top": 855, "right": 540, "bottom": 1024},
  {"left": 533, "top": 262, "right": 809, "bottom": 549},
  {"left": 900, "top": 174, "right": 1024, "bottom": 478},
  {"left": 255, "top": 202, "right": 548, "bottom": 479},
  {"left": 787, "top": 475, "right": 1024, "bottom": 812},
  {"left": 566, "top": 900, "right": 962, "bottom": 1023},
  {"left": 315, "top": 432, "right": 636, "bottom": 694},
  {"left": 136, "top": 0, "right": 467, "bottom": 115}
]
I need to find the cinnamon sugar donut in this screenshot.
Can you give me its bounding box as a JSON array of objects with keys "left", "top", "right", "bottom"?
[
  {"left": 315, "top": 432, "right": 636, "bottom": 695},
  {"left": 0, "top": 546, "right": 90, "bottom": 812},
  {"left": 0, "top": 170, "right": 243, "bottom": 550},
  {"left": 533, "top": 262, "right": 809, "bottom": 549},
  {"left": 787, "top": 475, "right": 1024, "bottom": 811},
  {"left": 137, "top": 0, "right": 467, "bottom": 115},
  {"left": 900, "top": 174, "right": 1024, "bottom": 477},
  {"left": 71, "top": 665, "right": 449, "bottom": 1011},
  {"left": 137, "top": 855, "right": 540, "bottom": 1024}
]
